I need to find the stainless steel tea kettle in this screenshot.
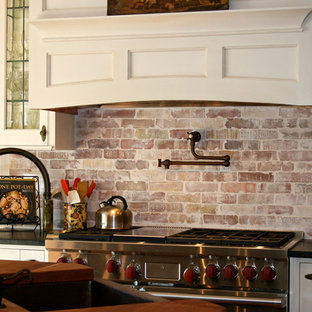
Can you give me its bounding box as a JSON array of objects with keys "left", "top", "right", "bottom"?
[{"left": 95, "top": 196, "right": 132, "bottom": 230}]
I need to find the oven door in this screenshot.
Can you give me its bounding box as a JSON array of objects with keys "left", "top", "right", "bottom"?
[{"left": 135, "top": 286, "right": 287, "bottom": 312}]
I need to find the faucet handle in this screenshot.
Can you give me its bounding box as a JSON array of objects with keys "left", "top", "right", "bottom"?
[{"left": 187, "top": 131, "right": 201, "bottom": 142}]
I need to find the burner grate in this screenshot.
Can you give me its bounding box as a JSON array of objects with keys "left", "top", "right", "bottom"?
[
  {"left": 166, "top": 229, "right": 295, "bottom": 247},
  {"left": 59, "top": 227, "right": 140, "bottom": 241}
]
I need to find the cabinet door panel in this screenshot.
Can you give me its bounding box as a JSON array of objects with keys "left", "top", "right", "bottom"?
[
  {"left": 299, "top": 262, "right": 312, "bottom": 312},
  {"left": 30, "top": 0, "right": 107, "bottom": 19},
  {"left": 0, "top": 1, "right": 47, "bottom": 147},
  {"left": 0, "top": 110, "right": 50, "bottom": 147},
  {"left": 0, "top": 248, "right": 20, "bottom": 260},
  {"left": 20, "top": 249, "right": 45, "bottom": 261},
  {"left": 0, "top": 1, "right": 74, "bottom": 149}
]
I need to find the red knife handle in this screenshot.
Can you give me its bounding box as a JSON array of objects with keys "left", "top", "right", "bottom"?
[
  {"left": 73, "top": 178, "right": 81, "bottom": 190},
  {"left": 61, "top": 179, "right": 69, "bottom": 195}
]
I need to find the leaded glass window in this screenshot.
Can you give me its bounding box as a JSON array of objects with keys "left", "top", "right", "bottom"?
[{"left": 6, "top": 0, "right": 39, "bottom": 129}]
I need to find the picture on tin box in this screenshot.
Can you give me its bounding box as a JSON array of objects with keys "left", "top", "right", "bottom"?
[{"left": 0, "top": 177, "right": 38, "bottom": 224}]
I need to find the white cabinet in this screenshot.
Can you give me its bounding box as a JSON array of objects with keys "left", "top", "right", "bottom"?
[
  {"left": 20, "top": 248, "right": 45, "bottom": 261},
  {"left": 289, "top": 257, "right": 312, "bottom": 312},
  {"left": 30, "top": 0, "right": 107, "bottom": 19},
  {"left": 28, "top": 4, "right": 312, "bottom": 110},
  {"left": 0, "top": 247, "right": 20, "bottom": 260},
  {"left": 0, "top": 244, "right": 46, "bottom": 261},
  {"left": 0, "top": 1, "right": 74, "bottom": 150}
]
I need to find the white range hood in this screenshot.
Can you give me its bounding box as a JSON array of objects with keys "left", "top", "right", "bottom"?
[{"left": 28, "top": 2, "right": 312, "bottom": 110}]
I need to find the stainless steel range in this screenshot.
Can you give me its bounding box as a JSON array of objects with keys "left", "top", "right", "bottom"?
[{"left": 45, "top": 227, "right": 303, "bottom": 312}]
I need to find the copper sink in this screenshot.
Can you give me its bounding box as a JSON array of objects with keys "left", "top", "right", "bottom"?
[{"left": 2, "top": 278, "right": 166, "bottom": 311}]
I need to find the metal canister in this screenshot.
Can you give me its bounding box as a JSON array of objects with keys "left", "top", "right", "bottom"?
[{"left": 63, "top": 203, "right": 87, "bottom": 232}]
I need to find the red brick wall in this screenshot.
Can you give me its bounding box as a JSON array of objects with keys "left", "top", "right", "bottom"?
[{"left": 8, "top": 106, "right": 312, "bottom": 237}]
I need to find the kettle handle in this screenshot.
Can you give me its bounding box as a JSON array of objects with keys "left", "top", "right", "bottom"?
[{"left": 106, "top": 196, "right": 128, "bottom": 210}]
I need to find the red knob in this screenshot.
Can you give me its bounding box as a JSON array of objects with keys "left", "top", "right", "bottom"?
[
  {"left": 57, "top": 256, "right": 71, "bottom": 263},
  {"left": 184, "top": 268, "right": 199, "bottom": 283},
  {"left": 261, "top": 266, "right": 276, "bottom": 281},
  {"left": 206, "top": 264, "right": 220, "bottom": 279},
  {"left": 243, "top": 266, "right": 257, "bottom": 281},
  {"left": 73, "top": 257, "right": 87, "bottom": 265},
  {"left": 106, "top": 259, "right": 119, "bottom": 273},
  {"left": 125, "top": 266, "right": 139, "bottom": 280},
  {"left": 223, "top": 265, "right": 238, "bottom": 280}
]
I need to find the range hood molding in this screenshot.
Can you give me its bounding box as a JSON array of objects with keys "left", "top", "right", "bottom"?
[
  {"left": 29, "top": 7, "right": 312, "bottom": 111},
  {"left": 30, "top": 7, "right": 312, "bottom": 39}
]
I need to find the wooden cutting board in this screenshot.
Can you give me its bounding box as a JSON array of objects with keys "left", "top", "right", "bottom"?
[
  {"left": 0, "top": 260, "right": 93, "bottom": 285},
  {"left": 2, "top": 299, "right": 225, "bottom": 312},
  {"left": 51, "top": 299, "right": 226, "bottom": 312},
  {"left": 1, "top": 299, "right": 29, "bottom": 312}
]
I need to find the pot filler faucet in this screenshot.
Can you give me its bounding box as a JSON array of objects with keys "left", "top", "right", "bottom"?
[
  {"left": 158, "top": 131, "right": 230, "bottom": 169},
  {"left": 0, "top": 148, "right": 52, "bottom": 232}
]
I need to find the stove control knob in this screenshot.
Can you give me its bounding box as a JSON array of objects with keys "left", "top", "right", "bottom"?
[
  {"left": 56, "top": 255, "right": 72, "bottom": 263},
  {"left": 243, "top": 266, "right": 258, "bottom": 281},
  {"left": 261, "top": 266, "right": 276, "bottom": 281},
  {"left": 206, "top": 264, "right": 220, "bottom": 279},
  {"left": 56, "top": 256, "right": 68, "bottom": 263},
  {"left": 183, "top": 267, "right": 200, "bottom": 284},
  {"left": 106, "top": 259, "right": 119, "bottom": 273},
  {"left": 73, "top": 257, "right": 87, "bottom": 265},
  {"left": 125, "top": 262, "right": 140, "bottom": 280},
  {"left": 73, "top": 251, "right": 87, "bottom": 265},
  {"left": 223, "top": 264, "right": 238, "bottom": 280}
]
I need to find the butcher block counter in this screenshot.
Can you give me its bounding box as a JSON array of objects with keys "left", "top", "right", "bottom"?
[
  {"left": 2, "top": 299, "right": 226, "bottom": 312},
  {"left": 0, "top": 260, "right": 226, "bottom": 312},
  {"left": 50, "top": 299, "right": 226, "bottom": 312},
  {"left": 0, "top": 259, "right": 94, "bottom": 284}
]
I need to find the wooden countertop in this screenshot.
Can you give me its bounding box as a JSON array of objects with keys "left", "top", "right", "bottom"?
[
  {"left": 1, "top": 299, "right": 226, "bottom": 312},
  {"left": 1, "top": 299, "right": 29, "bottom": 312},
  {"left": 0, "top": 259, "right": 94, "bottom": 284},
  {"left": 50, "top": 299, "right": 226, "bottom": 312}
]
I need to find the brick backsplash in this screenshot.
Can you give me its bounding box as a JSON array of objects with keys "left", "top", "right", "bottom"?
[{"left": 6, "top": 105, "right": 312, "bottom": 238}]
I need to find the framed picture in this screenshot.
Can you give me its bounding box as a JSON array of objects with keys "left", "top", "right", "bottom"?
[
  {"left": 0, "top": 176, "right": 39, "bottom": 225},
  {"left": 108, "top": 0, "right": 229, "bottom": 15}
]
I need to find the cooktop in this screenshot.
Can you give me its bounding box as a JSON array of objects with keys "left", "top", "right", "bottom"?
[{"left": 59, "top": 227, "right": 295, "bottom": 247}]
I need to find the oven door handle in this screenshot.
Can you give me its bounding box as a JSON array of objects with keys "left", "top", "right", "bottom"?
[{"left": 143, "top": 291, "right": 286, "bottom": 308}]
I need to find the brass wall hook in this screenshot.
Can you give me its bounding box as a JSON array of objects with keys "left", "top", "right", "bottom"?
[{"left": 158, "top": 131, "right": 230, "bottom": 169}]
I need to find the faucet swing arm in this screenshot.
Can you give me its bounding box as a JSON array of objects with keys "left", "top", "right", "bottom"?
[
  {"left": 158, "top": 131, "right": 230, "bottom": 169},
  {"left": 0, "top": 148, "right": 51, "bottom": 200}
]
